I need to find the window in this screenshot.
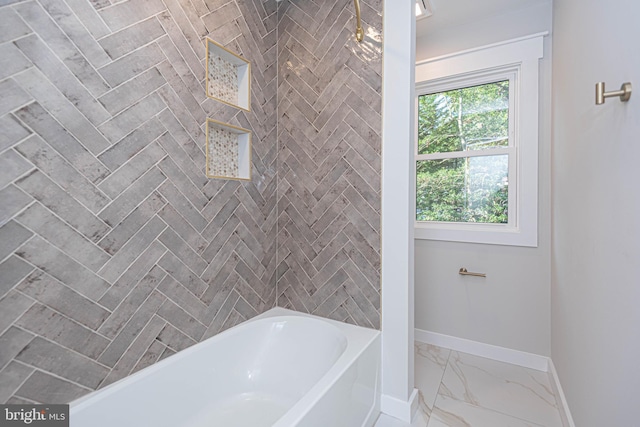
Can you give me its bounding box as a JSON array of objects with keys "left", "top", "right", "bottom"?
[{"left": 414, "top": 34, "right": 545, "bottom": 247}]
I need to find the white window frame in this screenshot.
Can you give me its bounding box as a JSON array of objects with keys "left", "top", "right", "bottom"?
[{"left": 414, "top": 34, "right": 545, "bottom": 247}]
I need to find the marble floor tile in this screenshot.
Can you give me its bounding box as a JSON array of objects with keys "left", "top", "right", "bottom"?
[
  {"left": 376, "top": 342, "right": 565, "bottom": 427},
  {"left": 438, "top": 351, "right": 563, "bottom": 427},
  {"left": 428, "top": 395, "right": 545, "bottom": 427},
  {"left": 415, "top": 342, "right": 450, "bottom": 421}
]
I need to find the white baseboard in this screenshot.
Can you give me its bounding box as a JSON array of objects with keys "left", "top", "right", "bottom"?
[
  {"left": 380, "top": 388, "right": 419, "bottom": 423},
  {"left": 414, "top": 328, "right": 549, "bottom": 372},
  {"left": 548, "top": 359, "right": 576, "bottom": 427}
]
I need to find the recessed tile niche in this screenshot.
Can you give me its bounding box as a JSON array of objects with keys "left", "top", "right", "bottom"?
[
  {"left": 206, "top": 38, "right": 251, "bottom": 111},
  {"left": 206, "top": 119, "right": 252, "bottom": 181}
]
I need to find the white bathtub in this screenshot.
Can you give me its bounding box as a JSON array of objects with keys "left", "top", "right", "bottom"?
[{"left": 70, "top": 307, "right": 381, "bottom": 427}]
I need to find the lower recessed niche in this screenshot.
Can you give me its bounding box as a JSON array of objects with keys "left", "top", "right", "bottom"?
[{"left": 206, "top": 119, "right": 252, "bottom": 181}]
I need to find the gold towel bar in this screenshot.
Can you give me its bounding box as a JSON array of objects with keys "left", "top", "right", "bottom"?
[{"left": 459, "top": 268, "right": 486, "bottom": 278}]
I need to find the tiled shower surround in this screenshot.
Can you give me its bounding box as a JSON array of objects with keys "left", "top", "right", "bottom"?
[
  {"left": 0, "top": 0, "right": 381, "bottom": 404},
  {"left": 276, "top": 1, "right": 382, "bottom": 328}
]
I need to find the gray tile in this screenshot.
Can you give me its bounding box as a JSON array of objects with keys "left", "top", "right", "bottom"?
[
  {"left": 156, "top": 11, "right": 204, "bottom": 77},
  {"left": 98, "top": 291, "right": 165, "bottom": 367},
  {"left": 0, "top": 185, "right": 33, "bottom": 226},
  {"left": 0, "top": 7, "right": 31, "bottom": 43},
  {"left": 98, "top": 67, "right": 167, "bottom": 116},
  {"left": 201, "top": 285, "right": 239, "bottom": 339},
  {"left": 12, "top": 67, "right": 111, "bottom": 156},
  {"left": 98, "top": 143, "right": 166, "bottom": 199},
  {"left": 0, "top": 220, "right": 32, "bottom": 262},
  {"left": 156, "top": 298, "right": 205, "bottom": 341},
  {"left": 37, "top": 0, "right": 112, "bottom": 67},
  {"left": 15, "top": 135, "right": 110, "bottom": 214},
  {"left": 202, "top": 9, "right": 242, "bottom": 46},
  {"left": 0, "top": 327, "right": 34, "bottom": 371},
  {"left": 99, "top": 314, "right": 165, "bottom": 387},
  {"left": 98, "top": 117, "right": 166, "bottom": 170},
  {"left": 156, "top": 84, "right": 203, "bottom": 142},
  {"left": 13, "top": 1, "right": 110, "bottom": 98},
  {"left": 157, "top": 346, "right": 175, "bottom": 362},
  {"left": 15, "top": 304, "right": 109, "bottom": 360},
  {"left": 14, "top": 35, "right": 110, "bottom": 126},
  {"left": 233, "top": 295, "right": 259, "bottom": 320},
  {"left": 98, "top": 265, "right": 166, "bottom": 339},
  {"left": 0, "top": 115, "right": 31, "bottom": 153},
  {"left": 98, "top": 0, "right": 166, "bottom": 32},
  {"left": 157, "top": 251, "right": 207, "bottom": 297},
  {"left": 342, "top": 259, "right": 380, "bottom": 309},
  {"left": 163, "top": 0, "right": 207, "bottom": 50},
  {"left": 157, "top": 180, "right": 207, "bottom": 231},
  {"left": 15, "top": 369, "right": 92, "bottom": 404},
  {"left": 0, "top": 361, "right": 34, "bottom": 404},
  {"left": 97, "top": 191, "right": 166, "bottom": 255},
  {"left": 98, "top": 42, "right": 165, "bottom": 87},
  {"left": 156, "top": 131, "right": 207, "bottom": 188},
  {"left": 201, "top": 183, "right": 240, "bottom": 232},
  {"left": 16, "top": 203, "right": 110, "bottom": 272},
  {"left": 200, "top": 249, "right": 240, "bottom": 305},
  {"left": 159, "top": 155, "right": 208, "bottom": 211},
  {"left": 342, "top": 241, "right": 379, "bottom": 290},
  {"left": 0, "top": 256, "right": 34, "bottom": 299},
  {"left": 0, "top": 291, "right": 33, "bottom": 336},
  {"left": 0, "top": 149, "right": 33, "bottom": 190},
  {"left": 156, "top": 60, "right": 205, "bottom": 123},
  {"left": 156, "top": 33, "right": 204, "bottom": 103},
  {"left": 157, "top": 203, "right": 207, "bottom": 254},
  {"left": 131, "top": 339, "right": 165, "bottom": 373},
  {"left": 98, "top": 240, "right": 167, "bottom": 311},
  {"left": 0, "top": 79, "right": 31, "bottom": 117},
  {"left": 16, "top": 270, "right": 110, "bottom": 330},
  {"left": 219, "top": 308, "right": 243, "bottom": 333},
  {"left": 98, "top": 216, "right": 166, "bottom": 283},
  {"left": 14, "top": 102, "right": 109, "bottom": 184},
  {"left": 98, "top": 167, "right": 166, "bottom": 228},
  {"left": 155, "top": 322, "right": 196, "bottom": 353},
  {"left": 156, "top": 274, "right": 207, "bottom": 323},
  {"left": 63, "top": 0, "right": 111, "bottom": 39},
  {"left": 15, "top": 235, "right": 111, "bottom": 301},
  {"left": 99, "top": 16, "right": 165, "bottom": 60},
  {"left": 0, "top": 43, "right": 31, "bottom": 82},
  {"left": 15, "top": 337, "right": 109, "bottom": 389},
  {"left": 5, "top": 396, "right": 36, "bottom": 405},
  {"left": 157, "top": 109, "right": 203, "bottom": 163},
  {"left": 16, "top": 171, "right": 110, "bottom": 243},
  {"left": 98, "top": 94, "right": 167, "bottom": 144}
]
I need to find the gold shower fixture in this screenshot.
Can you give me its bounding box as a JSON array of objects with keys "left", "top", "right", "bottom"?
[{"left": 354, "top": 0, "right": 363, "bottom": 42}]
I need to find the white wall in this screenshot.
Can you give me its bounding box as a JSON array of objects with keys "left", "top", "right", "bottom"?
[
  {"left": 551, "top": 0, "right": 640, "bottom": 425},
  {"left": 416, "top": 0, "right": 552, "bottom": 61},
  {"left": 414, "top": 1, "right": 553, "bottom": 355}
]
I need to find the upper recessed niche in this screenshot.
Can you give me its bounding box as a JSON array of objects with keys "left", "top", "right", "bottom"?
[{"left": 206, "top": 38, "right": 251, "bottom": 111}]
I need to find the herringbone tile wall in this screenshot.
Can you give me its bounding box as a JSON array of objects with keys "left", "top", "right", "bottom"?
[
  {"left": 0, "top": 0, "right": 278, "bottom": 403},
  {"left": 276, "top": 0, "right": 382, "bottom": 328}
]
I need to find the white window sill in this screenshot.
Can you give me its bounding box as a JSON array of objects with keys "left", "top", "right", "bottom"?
[{"left": 415, "top": 223, "right": 538, "bottom": 247}]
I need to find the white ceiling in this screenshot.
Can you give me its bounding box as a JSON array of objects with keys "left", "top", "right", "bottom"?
[{"left": 417, "top": 0, "right": 551, "bottom": 37}]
